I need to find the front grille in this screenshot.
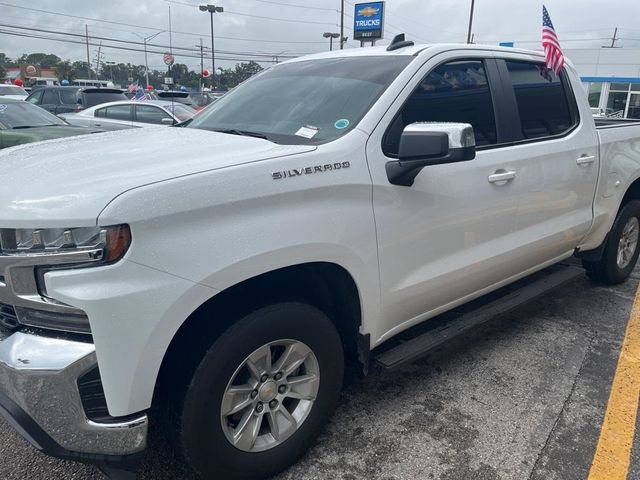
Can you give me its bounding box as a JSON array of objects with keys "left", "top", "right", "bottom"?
[{"left": 0, "top": 303, "right": 19, "bottom": 330}]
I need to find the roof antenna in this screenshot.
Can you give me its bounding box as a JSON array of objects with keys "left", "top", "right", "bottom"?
[{"left": 387, "top": 33, "right": 415, "bottom": 51}]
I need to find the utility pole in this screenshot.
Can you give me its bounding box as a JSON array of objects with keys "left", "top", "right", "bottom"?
[
  {"left": 85, "top": 24, "right": 91, "bottom": 79},
  {"left": 466, "top": 0, "right": 475, "bottom": 44},
  {"left": 199, "top": 38, "right": 204, "bottom": 91},
  {"left": 340, "top": 0, "right": 345, "bottom": 49},
  {"left": 93, "top": 42, "right": 103, "bottom": 79},
  {"left": 609, "top": 27, "right": 618, "bottom": 48}
]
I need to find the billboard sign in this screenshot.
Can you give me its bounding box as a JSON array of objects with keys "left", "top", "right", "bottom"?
[{"left": 353, "top": 2, "right": 385, "bottom": 41}]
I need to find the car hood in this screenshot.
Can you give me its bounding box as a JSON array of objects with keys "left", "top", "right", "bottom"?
[{"left": 0, "top": 126, "right": 316, "bottom": 227}]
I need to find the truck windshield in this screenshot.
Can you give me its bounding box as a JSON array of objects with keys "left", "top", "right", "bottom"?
[{"left": 188, "top": 56, "right": 413, "bottom": 144}]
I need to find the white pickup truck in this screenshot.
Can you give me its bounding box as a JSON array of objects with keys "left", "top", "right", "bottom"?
[{"left": 1, "top": 38, "right": 640, "bottom": 479}]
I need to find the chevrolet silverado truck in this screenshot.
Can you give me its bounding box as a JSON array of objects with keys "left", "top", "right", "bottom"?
[{"left": 1, "top": 37, "right": 640, "bottom": 479}]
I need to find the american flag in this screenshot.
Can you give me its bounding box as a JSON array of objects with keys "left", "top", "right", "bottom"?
[
  {"left": 132, "top": 88, "right": 145, "bottom": 101},
  {"left": 542, "top": 5, "right": 564, "bottom": 74}
]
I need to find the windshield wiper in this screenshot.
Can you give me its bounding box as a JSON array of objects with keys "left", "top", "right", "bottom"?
[
  {"left": 210, "top": 128, "right": 270, "bottom": 140},
  {"left": 12, "top": 124, "right": 59, "bottom": 129}
]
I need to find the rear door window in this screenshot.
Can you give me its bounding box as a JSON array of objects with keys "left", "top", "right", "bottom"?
[
  {"left": 82, "top": 92, "right": 128, "bottom": 108},
  {"left": 102, "top": 105, "right": 132, "bottom": 121},
  {"left": 59, "top": 89, "right": 79, "bottom": 105},
  {"left": 41, "top": 89, "right": 59, "bottom": 105},
  {"left": 503, "top": 61, "right": 577, "bottom": 139}
]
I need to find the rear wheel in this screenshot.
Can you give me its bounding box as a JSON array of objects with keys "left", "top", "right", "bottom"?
[
  {"left": 583, "top": 200, "right": 640, "bottom": 285},
  {"left": 176, "top": 302, "right": 344, "bottom": 479}
]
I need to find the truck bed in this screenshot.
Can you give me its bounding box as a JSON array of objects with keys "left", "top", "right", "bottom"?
[{"left": 595, "top": 117, "right": 640, "bottom": 128}]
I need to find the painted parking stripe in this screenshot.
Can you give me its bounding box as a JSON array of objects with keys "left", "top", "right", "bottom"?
[{"left": 588, "top": 283, "right": 640, "bottom": 480}]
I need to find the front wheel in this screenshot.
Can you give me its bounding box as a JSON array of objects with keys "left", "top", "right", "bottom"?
[
  {"left": 176, "top": 302, "right": 344, "bottom": 479},
  {"left": 583, "top": 200, "right": 640, "bottom": 285}
]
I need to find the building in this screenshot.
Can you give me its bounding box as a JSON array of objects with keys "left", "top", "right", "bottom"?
[
  {"left": 5, "top": 65, "right": 59, "bottom": 87},
  {"left": 564, "top": 48, "right": 640, "bottom": 118}
]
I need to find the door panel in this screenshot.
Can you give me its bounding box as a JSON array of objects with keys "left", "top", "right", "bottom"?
[
  {"left": 367, "top": 55, "right": 526, "bottom": 342},
  {"left": 498, "top": 60, "right": 599, "bottom": 270}
]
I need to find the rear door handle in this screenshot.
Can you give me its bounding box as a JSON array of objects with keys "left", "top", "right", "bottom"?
[
  {"left": 576, "top": 155, "right": 596, "bottom": 165},
  {"left": 488, "top": 170, "right": 516, "bottom": 184}
]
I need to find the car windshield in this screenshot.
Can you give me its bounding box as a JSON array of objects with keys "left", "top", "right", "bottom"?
[
  {"left": 188, "top": 56, "right": 413, "bottom": 144},
  {"left": 0, "top": 86, "right": 28, "bottom": 96},
  {"left": 165, "top": 103, "right": 197, "bottom": 121},
  {"left": 0, "top": 101, "right": 66, "bottom": 128}
]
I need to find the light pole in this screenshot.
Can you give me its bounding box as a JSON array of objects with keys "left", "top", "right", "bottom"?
[
  {"left": 105, "top": 61, "right": 116, "bottom": 82},
  {"left": 199, "top": 4, "right": 224, "bottom": 91},
  {"left": 133, "top": 30, "right": 164, "bottom": 88},
  {"left": 323, "top": 32, "right": 340, "bottom": 51},
  {"left": 466, "top": 0, "right": 475, "bottom": 44}
]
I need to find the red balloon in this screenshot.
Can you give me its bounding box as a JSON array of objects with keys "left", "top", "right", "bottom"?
[
  {"left": 147, "top": 85, "right": 155, "bottom": 91},
  {"left": 13, "top": 79, "right": 24, "bottom": 87},
  {"left": 202, "top": 69, "right": 210, "bottom": 78}
]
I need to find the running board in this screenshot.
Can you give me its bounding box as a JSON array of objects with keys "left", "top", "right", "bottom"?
[{"left": 374, "top": 264, "right": 584, "bottom": 370}]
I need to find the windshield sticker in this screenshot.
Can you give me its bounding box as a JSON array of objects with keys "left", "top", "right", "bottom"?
[
  {"left": 0, "top": 104, "right": 7, "bottom": 114},
  {"left": 334, "top": 119, "right": 349, "bottom": 129},
  {"left": 295, "top": 125, "right": 319, "bottom": 139}
]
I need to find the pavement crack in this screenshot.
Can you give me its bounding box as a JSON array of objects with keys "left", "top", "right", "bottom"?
[{"left": 527, "top": 333, "right": 596, "bottom": 479}]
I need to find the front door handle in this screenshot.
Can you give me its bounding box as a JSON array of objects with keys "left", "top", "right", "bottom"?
[
  {"left": 577, "top": 155, "right": 596, "bottom": 166},
  {"left": 488, "top": 170, "right": 516, "bottom": 184}
]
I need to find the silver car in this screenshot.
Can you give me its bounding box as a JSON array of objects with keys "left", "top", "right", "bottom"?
[{"left": 59, "top": 100, "right": 197, "bottom": 131}]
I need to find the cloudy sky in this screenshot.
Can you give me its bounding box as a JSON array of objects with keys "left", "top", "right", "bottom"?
[{"left": 1, "top": 0, "right": 639, "bottom": 72}]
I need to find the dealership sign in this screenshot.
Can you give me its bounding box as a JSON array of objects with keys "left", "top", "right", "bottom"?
[{"left": 353, "top": 2, "right": 385, "bottom": 40}]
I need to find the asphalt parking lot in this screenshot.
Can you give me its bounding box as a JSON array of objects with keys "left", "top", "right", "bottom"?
[{"left": 1, "top": 264, "right": 639, "bottom": 480}]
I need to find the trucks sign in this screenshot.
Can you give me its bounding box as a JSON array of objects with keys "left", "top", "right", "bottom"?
[{"left": 353, "top": 1, "right": 385, "bottom": 41}]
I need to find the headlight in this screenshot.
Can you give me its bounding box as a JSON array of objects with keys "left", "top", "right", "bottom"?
[
  {"left": 0, "top": 225, "right": 131, "bottom": 335},
  {"left": 1, "top": 224, "right": 131, "bottom": 264}
]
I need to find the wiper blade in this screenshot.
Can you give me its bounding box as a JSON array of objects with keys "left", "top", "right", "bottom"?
[
  {"left": 13, "top": 124, "right": 59, "bottom": 129},
  {"left": 210, "top": 128, "right": 269, "bottom": 140}
]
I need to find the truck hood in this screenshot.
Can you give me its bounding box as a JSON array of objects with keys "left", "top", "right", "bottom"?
[{"left": 0, "top": 126, "right": 316, "bottom": 227}]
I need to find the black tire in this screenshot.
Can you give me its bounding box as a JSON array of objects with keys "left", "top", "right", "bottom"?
[
  {"left": 176, "top": 302, "right": 344, "bottom": 480},
  {"left": 583, "top": 200, "right": 640, "bottom": 285}
]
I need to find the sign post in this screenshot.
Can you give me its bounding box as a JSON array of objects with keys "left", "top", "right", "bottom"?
[{"left": 353, "top": 2, "right": 385, "bottom": 46}]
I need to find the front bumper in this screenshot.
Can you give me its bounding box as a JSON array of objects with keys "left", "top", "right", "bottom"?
[{"left": 0, "top": 328, "right": 147, "bottom": 469}]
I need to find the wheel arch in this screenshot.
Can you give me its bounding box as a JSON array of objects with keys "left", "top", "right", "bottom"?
[{"left": 153, "top": 262, "right": 365, "bottom": 406}]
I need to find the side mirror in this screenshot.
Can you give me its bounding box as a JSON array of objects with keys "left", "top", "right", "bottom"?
[
  {"left": 385, "top": 122, "right": 476, "bottom": 186},
  {"left": 161, "top": 117, "right": 174, "bottom": 125}
]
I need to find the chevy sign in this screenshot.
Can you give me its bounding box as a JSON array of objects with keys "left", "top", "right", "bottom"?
[{"left": 354, "top": 1, "right": 385, "bottom": 40}]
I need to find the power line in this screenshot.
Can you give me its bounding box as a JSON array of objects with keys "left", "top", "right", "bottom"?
[
  {"left": 0, "top": 29, "right": 281, "bottom": 64},
  {"left": 0, "top": 23, "right": 310, "bottom": 57},
  {"left": 164, "top": 0, "right": 339, "bottom": 27},
  {"left": 0, "top": 1, "right": 329, "bottom": 45}
]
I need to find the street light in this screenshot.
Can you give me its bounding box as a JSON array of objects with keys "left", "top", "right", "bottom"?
[
  {"left": 323, "top": 32, "right": 340, "bottom": 51},
  {"left": 105, "top": 61, "right": 116, "bottom": 82},
  {"left": 199, "top": 4, "right": 224, "bottom": 90},
  {"left": 133, "top": 30, "right": 165, "bottom": 88}
]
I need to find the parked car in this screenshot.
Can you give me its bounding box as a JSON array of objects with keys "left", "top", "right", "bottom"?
[
  {"left": 25, "top": 86, "right": 128, "bottom": 115},
  {"left": 156, "top": 90, "right": 197, "bottom": 107},
  {"left": 0, "top": 97, "right": 101, "bottom": 148},
  {"left": 0, "top": 85, "right": 28, "bottom": 100},
  {"left": 59, "top": 100, "right": 197, "bottom": 131},
  {"left": 189, "top": 92, "right": 217, "bottom": 111},
  {"left": 2, "top": 40, "right": 640, "bottom": 480}
]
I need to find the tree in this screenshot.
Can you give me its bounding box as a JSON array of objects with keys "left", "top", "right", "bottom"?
[
  {"left": 55, "top": 60, "right": 74, "bottom": 81},
  {"left": 17, "top": 53, "right": 62, "bottom": 67},
  {"left": 71, "top": 61, "right": 92, "bottom": 79},
  {"left": 0, "top": 64, "right": 5, "bottom": 82},
  {"left": 216, "top": 61, "right": 263, "bottom": 90}
]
